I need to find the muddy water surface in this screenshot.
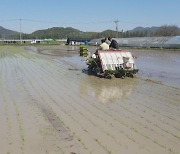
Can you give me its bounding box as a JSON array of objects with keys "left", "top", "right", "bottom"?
[
  {"left": 0, "top": 45, "right": 179, "bottom": 154},
  {"left": 51, "top": 46, "right": 180, "bottom": 88},
  {"left": 130, "top": 49, "right": 180, "bottom": 88}
]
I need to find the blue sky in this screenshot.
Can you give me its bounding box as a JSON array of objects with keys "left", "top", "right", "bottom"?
[{"left": 0, "top": 0, "right": 180, "bottom": 33}]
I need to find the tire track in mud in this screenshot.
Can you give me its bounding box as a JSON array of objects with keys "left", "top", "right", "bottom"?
[
  {"left": 0, "top": 48, "right": 70, "bottom": 154},
  {"left": 0, "top": 56, "right": 25, "bottom": 154},
  {"left": 17, "top": 53, "right": 126, "bottom": 153},
  {"left": 81, "top": 69, "right": 180, "bottom": 132},
  {"left": 2, "top": 48, "right": 58, "bottom": 153},
  {"left": 6, "top": 60, "right": 77, "bottom": 153},
  {"left": 85, "top": 75, "right": 180, "bottom": 124},
  {"left": 0, "top": 57, "right": 13, "bottom": 154},
  {"left": 18, "top": 52, "right": 112, "bottom": 153},
  {"left": 46, "top": 60, "right": 178, "bottom": 152},
  {"left": 1, "top": 47, "right": 116, "bottom": 154},
  {"left": 45, "top": 57, "right": 180, "bottom": 119},
  {"left": 0, "top": 46, "right": 179, "bottom": 154},
  {"left": 37, "top": 54, "right": 179, "bottom": 153},
  {"left": 34, "top": 56, "right": 180, "bottom": 133},
  {"left": 12, "top": 52, "right": 90, "bottom": 153},
  {"left": 85, "top": 78, "right": 180, "bottom": 135},
  {"left": 6, "top": 56, "right": 54, "bottom": 154},
  {"left": 19, "top": 50, "right": 176, "bottom": 153},
  {"left": 19, "top": 50, "right": 177, "bottom": 153},
  {"left": 133, "top": 83, "right": 180, "bottom": 116},
  {"left": 40, "top": 54, "right": 180, "bottom": 153}
]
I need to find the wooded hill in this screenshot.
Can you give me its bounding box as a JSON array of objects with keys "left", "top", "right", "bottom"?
[
  {"left": 1, "top": 25, "right": 180, "bottom": 39},
  {"left": 0, "top": 26, "right": 19, "bottom": 38}
]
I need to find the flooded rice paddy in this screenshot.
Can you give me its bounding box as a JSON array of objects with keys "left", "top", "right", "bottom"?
[{"left": 0, "top": 45, "right": 180, "bottom": 154}]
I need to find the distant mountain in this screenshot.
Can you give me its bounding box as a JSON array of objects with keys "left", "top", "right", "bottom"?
[
  {"left": 1, "top": 25, "right": 180, "bottom": 39},
  {"left": 130, "top": 26, "right": 180, "bottom": 37},
  {"left": 32, "top": 27, "right": 81, "bottom": 38},
  {"left": 130, "top": 26, "right": 158, "bottom": 32},
  {"left": 130, "top": 26, "right": 159, "bottom": 36},
  {"left": 31, "top": 27, "right": 102, "bottom": 39},
  {"left": 0, "top": 26, "right": 19, "bottom": 37},
  {"left": 101, "top": 29, "right": 119, "bottom": 37}
]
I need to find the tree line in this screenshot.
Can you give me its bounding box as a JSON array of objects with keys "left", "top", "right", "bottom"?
[{"left": 6, "top": 25, "right": 180, "bottom": 40}]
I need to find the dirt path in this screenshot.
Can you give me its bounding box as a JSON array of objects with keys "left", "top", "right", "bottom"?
[{"left": 0, "top": 46, "right": 179, "bottom": 154}]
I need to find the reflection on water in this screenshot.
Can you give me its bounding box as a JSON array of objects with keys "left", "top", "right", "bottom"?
[
  {"left": 79, "top": 76, "right": 137, "bottom": 104},
  {"left": 25, "top": 45, "right": 180, "bottom": 88},
  {"left": 131, "top": 49, "right": 180, "bottom": 88}
]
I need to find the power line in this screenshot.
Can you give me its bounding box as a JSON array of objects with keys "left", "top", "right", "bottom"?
[
  {"left": 1, "top": 18, "right": 179, "bottom": 26},
  {"left": 1, "top": 18, "right": 179, "bottom": 34},
  {"left": 21, "top": 18, "right": 113, "bottom": 25},
  {"left": 22, "top": 19, "right": 59, "bottom": 24},
  {"left": 0, "top": 19, "right": 19, "bottom": 22}
]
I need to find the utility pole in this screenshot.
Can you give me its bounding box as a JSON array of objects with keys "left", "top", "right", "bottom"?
[
  {"left": 114, "top": 19, "right": 119, "bottom": 38},
  {"left": 19, "top": 19, "right": 22, "bottom": 44}
]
